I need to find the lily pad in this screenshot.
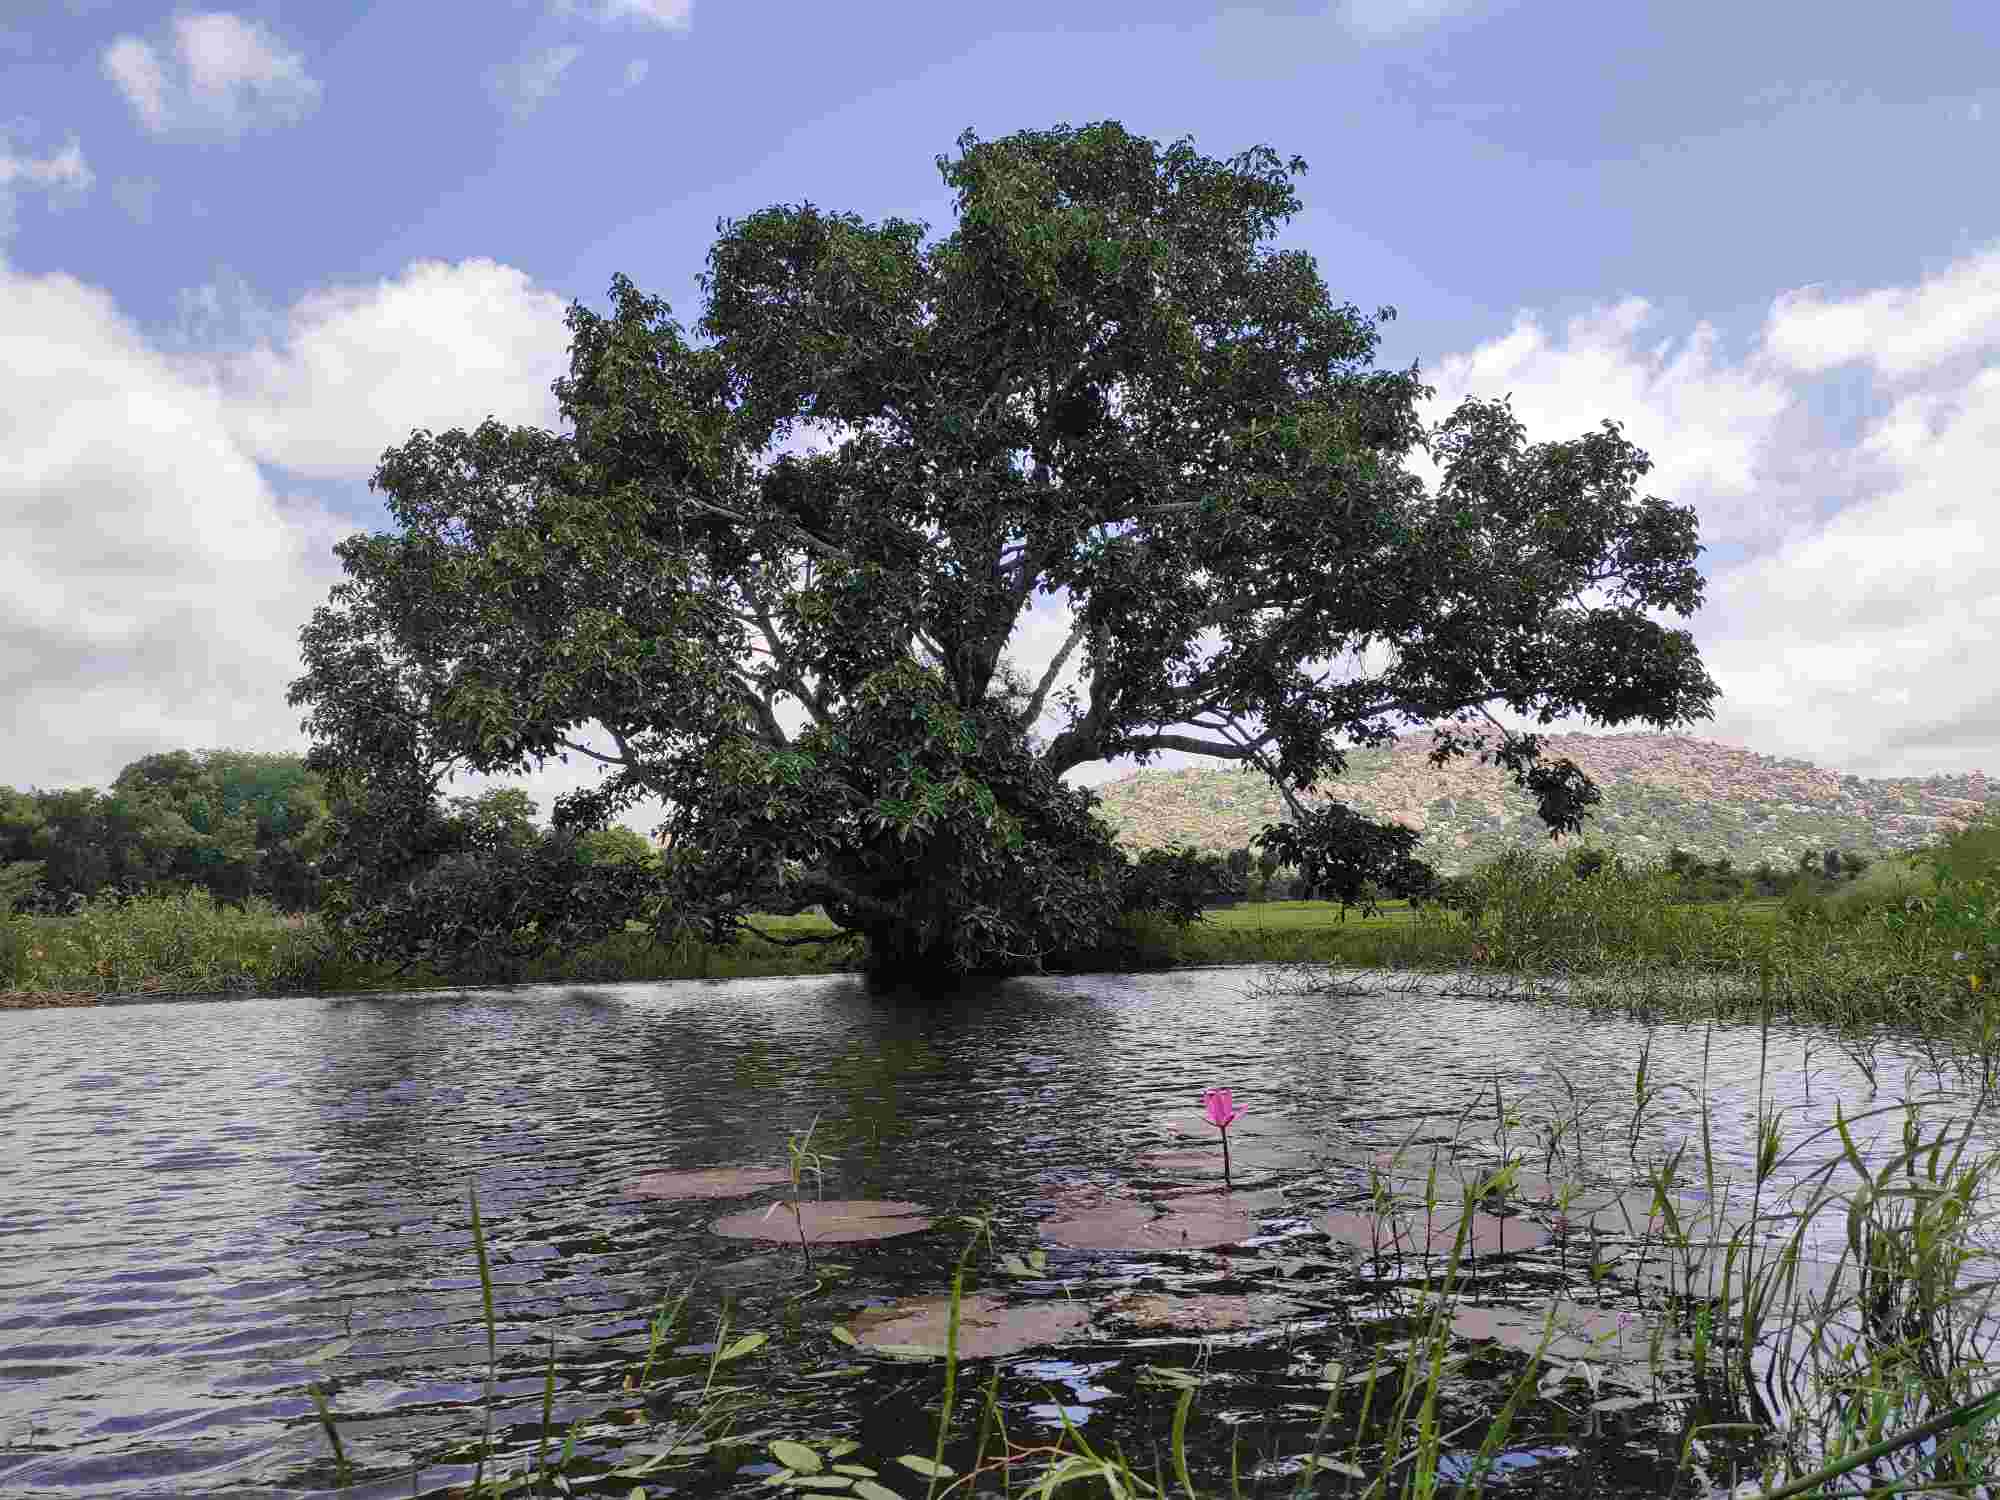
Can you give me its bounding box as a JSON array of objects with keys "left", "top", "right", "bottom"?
[
  {"left": 1452, "top": 1300, "right": 1657, "bottom": 1384},
  {"left": 1134, "top": 1145, "right": 1309, "bottom": 1180},
  {"left": 1102, "top": 1290, "right": 1311, "bottom": 1334},
  {"left": 1322, "top": 1207, "right": 1550, "bottom": 1257},
  {"left": 624, "top": 1166, "right": 797, "bottom": 1200},
  {"left": 848, "top": 1293, "right": 1090, "bottom": 1359},
  {"left": 1156, "top": 1185, "right": 1293, "bottom": 1215},
  {"left": 1042, "top": 1194, "right": 1260, "bottom": 1251},
  {"left": 711, "top": 1200, "right": 934, "bottom": 1245}
]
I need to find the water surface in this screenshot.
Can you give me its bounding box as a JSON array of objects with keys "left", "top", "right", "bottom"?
[{"left": 1, "top": 966, "right": 1986, "bottom": 1497}]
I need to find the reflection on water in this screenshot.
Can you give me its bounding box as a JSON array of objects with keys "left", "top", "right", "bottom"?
[{"left": 0, "top": 966, "right": 1988, "bottom": 1496}]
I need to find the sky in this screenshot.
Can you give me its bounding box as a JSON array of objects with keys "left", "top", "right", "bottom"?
[{"left": 3, "top": 0, "right": 1998, "bottom": 847}]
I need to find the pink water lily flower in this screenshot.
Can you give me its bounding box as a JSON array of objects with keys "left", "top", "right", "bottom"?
[
  {"left": 1202, "top": 1087, "right": 1243, "bottom": 1130},
  {"left": 1202, "top": 1087, "right": 1242, "bottom": 1190}
]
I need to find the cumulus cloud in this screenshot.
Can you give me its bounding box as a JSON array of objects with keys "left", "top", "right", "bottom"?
[
  {"left": 551, "top": 0, "right": 693, "bottom": 30},
  {"left": 1763, "top": 254, "right": 2000, "bottom": 383},
  {"left": 0, "top": 262, "right": 354, "bottom": 794},
  {"left": 0, "top": 124, "right": 92, "bottom": 243},
  {"left": 616, "top": 57, "right": 650, "bottom": 92},
  {"left": 102, "top": 11, "right": 321, "bottom": 141},
  {"left": 1409, "top": 297, "right": 1803, "bottom": 553},
  {"left": 1411, "top": 244, "right": 2000, "bottom": 779},
  {"left": 487, "top": 44, "right": 584, "bottom": 118},
  {"left": 169, "top": 258, "right": 573, "bottom": 479},
  {"left": 0, "top": 256, "right": 678, "bottom": 836}
]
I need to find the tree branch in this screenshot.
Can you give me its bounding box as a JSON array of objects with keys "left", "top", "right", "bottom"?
[
  {"left": 554, "top": 735, "right": 627, "bottom": 766},
  {"left": 1119, "top": 731, "right": 1273, "bottom": 760},
  {"left": 1019, "top": 620, "right": 1086, "bottom": 732}
]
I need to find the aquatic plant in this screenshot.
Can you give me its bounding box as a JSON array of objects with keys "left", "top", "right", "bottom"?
[{"left": 1202, "top": 1086, "right": 1241, "bottom": 1191}]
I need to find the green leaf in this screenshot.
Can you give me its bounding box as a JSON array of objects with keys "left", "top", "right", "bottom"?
[
  {"left": 829, "top": 1325, "right": 858, "bottom": 1347},
  {"left": 852, "top": 1482, "right": 905, "bottom": 1500},
  {"left": 832, "top": 1463, "right": 877, "bottom": 1477},
  {"left": 719, "top": 1331, "right": 769, "bottom": 1362},
  {"left": 771, "top": 1440, "right": 823, "bottom": 1474},
  {"left": 896, "top": 1456, "right": 955, "bottom": 1479},
  {"left": 825, "top": 1441, "right": 863, "bottom": 1460}
]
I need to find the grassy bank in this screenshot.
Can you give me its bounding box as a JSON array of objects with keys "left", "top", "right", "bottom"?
[{"left": 2, "top": 809, "right": 1995, "bottom": 1030}]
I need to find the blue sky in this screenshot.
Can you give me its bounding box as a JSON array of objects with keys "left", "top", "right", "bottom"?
[{"left": 4, "top": 0, "right": 1998, "bottom": 841}]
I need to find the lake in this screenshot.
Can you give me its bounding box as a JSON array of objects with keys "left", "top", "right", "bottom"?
[{"left": 2, "top": 965, "right": 1991, "bottom": 1498}]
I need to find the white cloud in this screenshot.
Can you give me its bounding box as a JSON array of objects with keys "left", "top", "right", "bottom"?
[
  {"left": 617, "top": 57, "right": 650, "bottom": 91},
  {"left": 0, "top": 256, "right": 677, "bottom": 839},
  {"left": 102, "top": 11, "right": 321, "bottom": 141},
  {"left": 1763, "top": 252, "right": 2000, "bottom": 382},
  {"left": 487, "top": 44, "right": 584, "bottom": 118},
  {"left": 1411, "top": 296, "right": 1801, "bottom": 552},
  {"left": 170, "top": 258, "right": 573, "bottom": 479},
  {"left": 552, "top": 0, "right": 693, "bottom": 30},
  {"left": 0, "top": 123, "right": 92, "bottom": 243},
  {"left": 0, "top": 262, "right": 353, "bottom": 795},
  {"left": 1411, "top": 245, "right": 2000, "bottom": 780}
]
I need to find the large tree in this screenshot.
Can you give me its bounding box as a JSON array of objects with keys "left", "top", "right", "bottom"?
[{"left": 287, "top": 120, "right": 1719, "bottom": 979}]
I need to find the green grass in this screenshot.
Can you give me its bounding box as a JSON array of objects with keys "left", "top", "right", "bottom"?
[{"left": 2, "top": 808, "right": 1995, "bottom": 1037}]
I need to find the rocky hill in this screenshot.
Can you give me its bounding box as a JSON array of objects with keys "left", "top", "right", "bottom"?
[{"left": 1089, "top": 732, "right": 2000, "bottom": 876}]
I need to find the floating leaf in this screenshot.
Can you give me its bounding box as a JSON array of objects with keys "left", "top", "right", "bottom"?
[
  {"left": 830, "top": 1325, "right": 858, "bottom": 1347},
  {"left": 851, "top": 1293, "right": 1090, "bottom": 1360},
  {"left": 787, "top": 1477, "right": 852, "bottom": 1490},
  {"left": 771, "top": 1440, "right": 823, "bottom": 1474},
  {"left": 832, "top": 1464, "right": 878, "bottom": 1477},
  {"left": 852, "top": 1481, "right": 904, "bottom": 1500},
  {"left": 897, "top": 1456, "right": 955, "bottom": 1479},
  {"left": 825, "top": 1441, "right": 862, "bottom": 1460},
  {"left": 624, "top": 1166, "right": 796, "bottom": 1200},
  {"left": 1042, "top": 1193, "right": 1259, "bottom": 1251},
  {"left": 1104, "top": 1291, "right": 1309, "bottom": 1333},
  {"left": 712, "top": 1200, "right": 935, "bottom": 1245},
  {"left": 720, "top": 1332, "right": 769, "bottom": 1361}
]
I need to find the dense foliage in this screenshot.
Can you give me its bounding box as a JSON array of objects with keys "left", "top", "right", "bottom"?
[{"left": 285, "top": 119, "right": 1721, "bottom": 978}]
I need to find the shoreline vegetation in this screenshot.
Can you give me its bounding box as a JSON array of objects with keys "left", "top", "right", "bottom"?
[{"left": 3, "top": 810, "right": 1995, "bottom": 1031}]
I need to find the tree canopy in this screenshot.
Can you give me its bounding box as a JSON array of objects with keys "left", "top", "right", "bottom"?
[{"left": 286, "top": 119, "right": 1720, "bottom": 979}]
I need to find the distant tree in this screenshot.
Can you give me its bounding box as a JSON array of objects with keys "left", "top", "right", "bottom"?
[
  {"left": 1253, "top": 801, "right": 1436, "bottom": 915},
  {"left": 1798, "top": 849, "right": 1819, "bottom": 874},
  {"left": 1822, "top": 848, "right": 1842, "bottom": 881},
  {"left": 0, "top": 859, "right": 45, "bottom": 916},
  {"left": 1839, "top": 849, "right": 1868, "bottom": 879},
  {"left": 1752, "top": 859, "right": 1778, "bottom": 896},
  {"left": 571, "top": 824, "right": 660, "bottom": 870},
  {"left": 444, "top": 787, "right": 543, "bottom": 853},
  {"left": 1667, "top": 846, "right": 1694, "bottom": 876}
]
